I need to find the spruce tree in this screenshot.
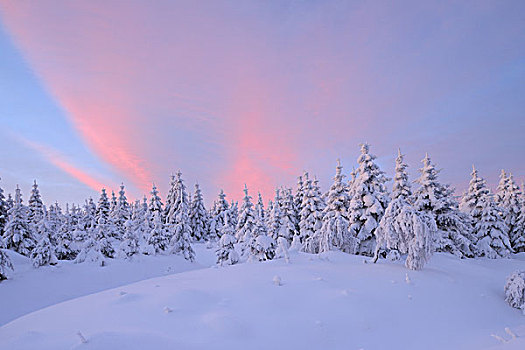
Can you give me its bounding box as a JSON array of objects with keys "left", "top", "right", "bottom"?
[
  {"left": 374, "top": 150, "right": 437, "bottom": 269},
  {"left": 280, "top": 187, "right": 298, "bottom": 244},
  {"left": 235, "top": 185, "right": 258, "bottom": 246},
  {"left": 96, "top": 189, "right": 111, "bottom": 224},
  {"left": 495, "top": 171, "right": 522, "bottom": 252},
  {"left": 0, "top": 180, "right": 7, "bottom": 234},
  {"left": 460, "top": 167, "right": 512, "bottom": 258},
  {"left": 5, "top": 194, "right": 14, "bottom": 214},
  {"left": 149, "top": 184, "right": 164, "bottom": 220},
  {"left": 28, "top": 180, "right": 44, "bottom": 234},
  {"left": 166, "top": 173, "right": 195, "bottom": 261},
  {"left": 298, "top": 175, "right": 324, "bottom": 249},
  {"left": 0, "top": 233, "right": 13, "bottom": 281},
  {"left": 268, "top": 189, "right": 285, "bottom": 241},
  {"left": 209, "top": 190, "right": 230, "bottom": 241},
  {"left": 118, "top": 205, "right": 140, "bottom": 259},
  {"left": 513, "top": 183, "right": 525, "bottom": 252},
  {"left": 111, "top": 184, "right": 131, "bottom": 240},
  {"left": 307, "top": 159, "right": 354, "bottom": 254},
  {"left": 147, "top": 210, "right": 169, "bottom": 254},
  {"left": 347, "top": 144, "right": 390, "bottom": 256},
  {"left": 165, "top": 171, "right": 185, "bottom": 225},
  {"left": 216, "top": 216, "right": 239, "bottom": 266},
  {"left": 54, "top": 204, "right": 76, "bottom": 260},
  {"left": 3, "top": 186, "right": 35, "bottom": 256},
  {"left": 412, "top": 154, "right": 474, "bottom": 258},
  {"left": 189, "top": 183, "right": 209, "bottom": 241},
  {"left": 31, "top": 215, "right": 58, "bottom": 267}
]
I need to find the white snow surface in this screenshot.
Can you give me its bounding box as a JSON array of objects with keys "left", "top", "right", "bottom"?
[{"left": 1, "top": 246, "right": 525, "bottom": 349}]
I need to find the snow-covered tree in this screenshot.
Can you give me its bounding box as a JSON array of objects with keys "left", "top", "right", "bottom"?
[
  {"left": 5, "top": 193, "right": 14, "bottom": 214},
  {"left": 31, "top": 216, "right": 58, "bottom": 267},
  {"left": 0, "top": 181, "right": 8, "bottom": 234},
  {"left": 374, "top": 150, "right": 436, "bottom": 269},
  {"left": 279, "top": 188, "right": 298, "bottom": 243},
  {"left": 163, "top": 172, "right": 195, "bottom": 261},
  {"left": 298, "top": 175, "right": 324, "bottom": 248},
  {"left": 412, "top": 154, "right": 474, "bottom": 258},
  {"left": 3, "top": 186, "right": 35, "bottom": 256},
  {"left": 235, "top": 185, "right": 258, "bottom": 246},
  {"left": 495, "top": 171, "right": 522, "bottom": 252},
  {"left": 514, "top": 186, "right": 525, "bottom": 253},
  {"left": 249, "top": 234, "right": 276, "bottom": 261},
  {"left": 95, "top": 189, "right": 111, "bottom": 225},
  {"left": 504, "top": 270, "right": 525, "bottom": 312},
  {"left": 118, "top": 210, "right": 140, "bottom": 259},
  {"left": 347, "top": 144, "right": 390, "bottom": 256},
  {"left": 209, "top": 190, "right": 230, "bottom": 241},
  {"left": 111, "top": 184, "right": 131, "bottom": 240},
  {"left": 189, "top": 183, "right": 209, "bottom": 241},
  {"left": 149, "top": 184, "right": 163, "bottom": 219},
  {"left": 215, "top": 216, "right": 239, "bottom": 266},
  {"left": 460, "top": 167, "right": 511, "bottom": 258},
  {"left": 146, "top": 211, "right": 169, "bottom": 254},
  {"left": 268, "top": 189, "right": 285, "bottom": 241},
  {"left": 307, "top": 160, "right": 353, "bottom": 254},
  {"left": 256, "top": 192, "right": 265, "bottom": 224},
  {"left": 28, "top": 180, "right": 44, "bottom": 233},
  {"left": 294, "top": 173, "right": 307, "bottom": 235},
  {"left": 230, "top": 200, "right": 239, "bottom": 228},
  {"left": 109, "top": 190, "right": 118, "bottom": 215},
  {"left": 0, "top": 233, "right": 13, "bottom": 281},
  {"left": 54, "top": 205, "right": 76, "bottom": 260}
]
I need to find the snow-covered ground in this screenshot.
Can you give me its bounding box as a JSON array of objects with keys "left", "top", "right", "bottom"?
[{"left": 1, "top": 248, "right": 524, "bottom": 349}]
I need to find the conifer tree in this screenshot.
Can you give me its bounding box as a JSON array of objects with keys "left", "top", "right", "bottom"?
[
  {"left": 28, "top": 180, "right": 44, "bottom": 233},
  {"left": 166, "top": 174, "right": 195, "bottom": 261},
  {"left": 118, "top": 205, "right": 141, "bottom": 259},
  {"left": 54, "top": 204, "right": 76, "bottom": 260},
  {"left": 112, "top": 184, "right": 131, "bottom": 239},
  {"left": 149, "top": 184, "right": 163, "bottom": 219},
  {"left": 460, "top": 167, "right": 512, "bottom": 258},
  {"left": 5, "top": 193, "right": 14, "bottom": 214},
  {"left": 374, "top": 150, "right": 437, "bottom": 269},
  {"left": 513, "top": 183, "right": 525, "bottom": 253},
  {"left": 412, "top": 154, "right": 474, "bottom": 258},
  {"left": 165, "top": 171, "right": 185, "bottom": 225},
  {"left": 209, "top": 190, "right": 230, "bottom": 241},
  {"left": 256, "top": 192, "right": 265, "bottom": 223},
  {"left": 74, "top": 219, "right": 108, "bottom": 266},
  {"left": 163, "top": 173, "right": 178, "bottom": 222},
  {"left": 31, "top": 215, "right": 58, "bottom": 267},
  {"left": 294, "top": 173, "right": 307, "bottom": 235},
  {"left": 235, "top": 185, "right": 257, "bottom": 246},
  {"left": 268, "top": 189, "right": 285, "bottom": 241},
  {"left": 3, "top": 186, "right": 35, "bottom": 256},
  {"left": 0, "top": 180, "right": 8, "bottom": 234},
  {"left": 110, "top": 190, "right": 118, "bottom": 214},
  {"left": 230, "top": 200, "right": 239, "bottom": 228},
  {"left": 147, "top": 210, "right": 169, "bottom": 254},
  {"left": 216, "top": 216, "right": 239, "bottom": 266},
  {"left": 298, "top": 175, "right": 324, "bottom": 249},
  {"left": 0, "top": 233, "right": 13, "bottom": 281},
  {"left": 280, "top": 187, "right": 298, "bottom": 243},
  {"left": 307, "top": 160, "right": 354, "bottom": 254},
  {"left": 189, "top": 183, "right": 209, "bottom": 241},
  {"left": 494, "top": 171, "right": 522, "bottom": 252},
  {"left": 348, "top": 144, "right": 390, "bottom": 256},
  {"left": 96, "top": 189, "right": 111, "bottom": 224}
]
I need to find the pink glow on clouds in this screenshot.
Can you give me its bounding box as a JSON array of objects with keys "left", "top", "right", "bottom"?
[
  {"left": 14, "top": 134, "right": 113, "bottom": 192},
  {"left": 2, "top": 1, "right": 523, "bottom": 200}
]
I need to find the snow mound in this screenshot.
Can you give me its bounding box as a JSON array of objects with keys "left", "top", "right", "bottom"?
[{"left": 1, "top": 252, "right": 525, "bottom": 349}]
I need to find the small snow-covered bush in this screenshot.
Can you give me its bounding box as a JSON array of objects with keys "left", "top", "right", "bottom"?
[
  {"left": 504, "top": 271, "right": 525, "bottom": 312},
  {"left": 250, "top": 235, "right": 276, "bottom": 261},
  {"left": 216, "top": 233, "right": 239, "bottom": 266}
]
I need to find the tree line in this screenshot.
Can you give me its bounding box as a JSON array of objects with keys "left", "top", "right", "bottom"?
[{"left": 0, "top": 144, "right": 524, "bottom": 280}]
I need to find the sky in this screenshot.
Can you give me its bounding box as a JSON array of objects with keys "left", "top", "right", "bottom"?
[{"left": 0, "top": 0, "right": 524, "bottom": 207}]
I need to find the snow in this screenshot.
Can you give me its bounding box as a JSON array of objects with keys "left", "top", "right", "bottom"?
[{"left": 1, "top": 246, "right": 525, "bottom": 349}]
